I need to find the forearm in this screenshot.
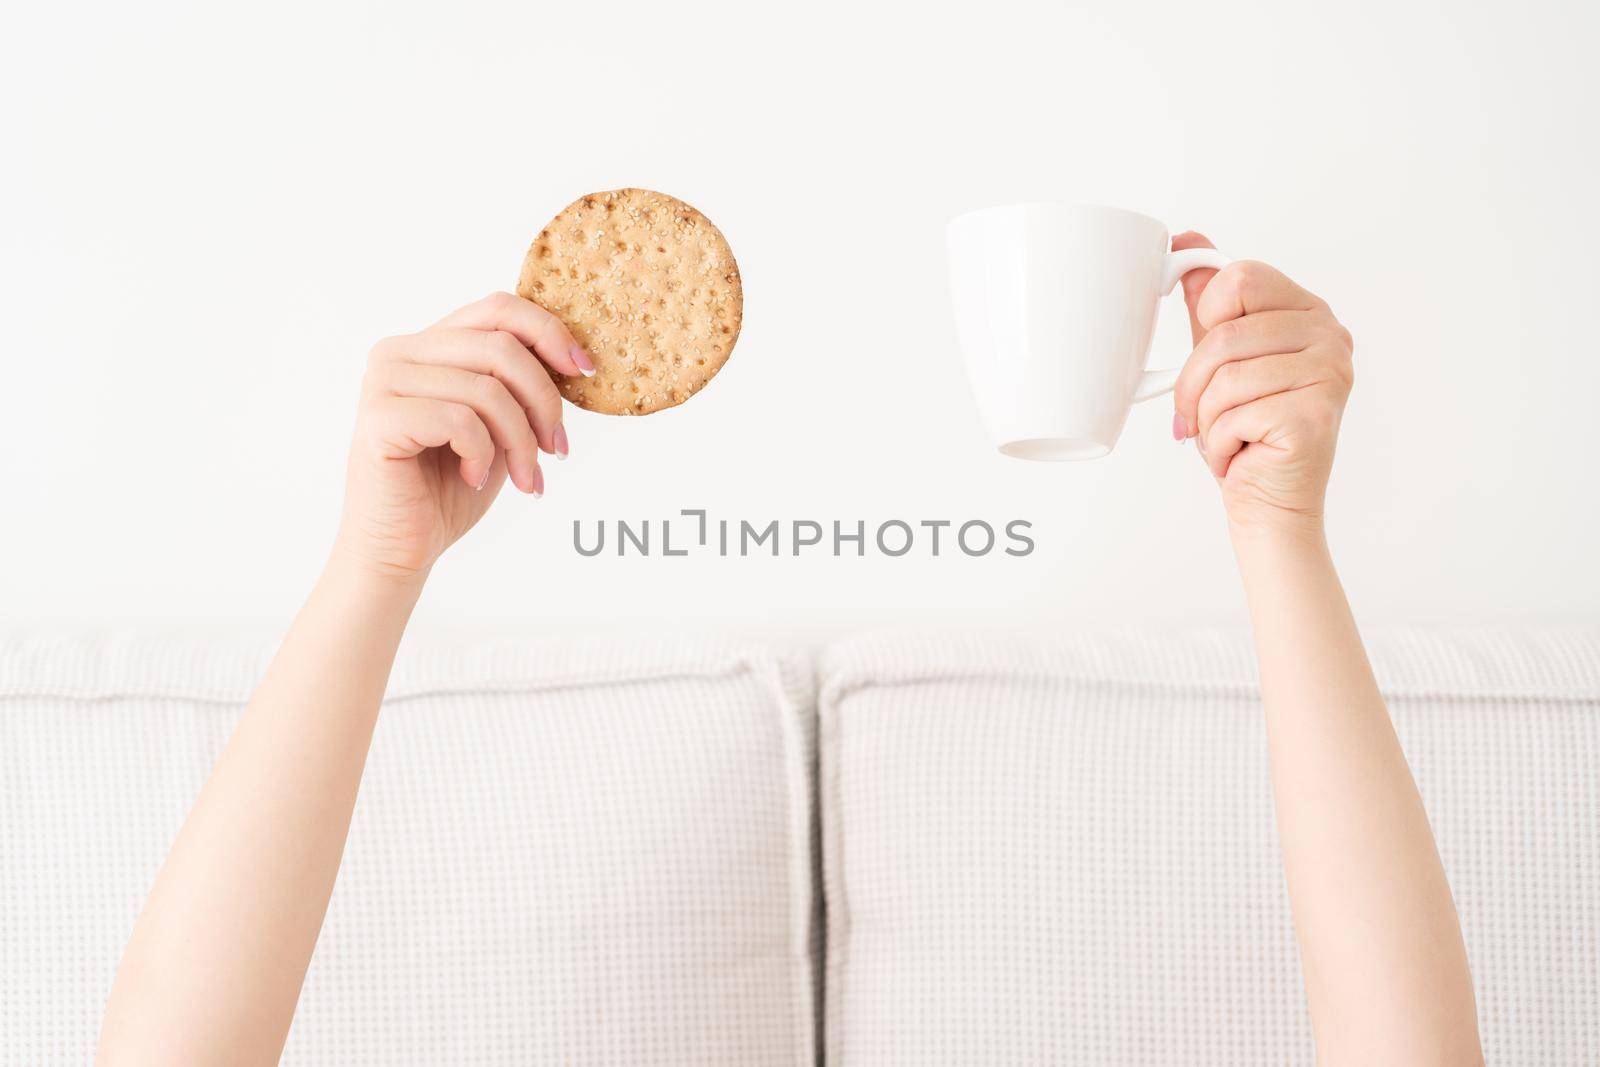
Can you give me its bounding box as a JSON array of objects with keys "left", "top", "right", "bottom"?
[
  {"left": 1232, "top": 520, "right": 1481, "bottom": 1065},
  {"left": 98, "top": 559, "right": 424, "bottom": 1066}
]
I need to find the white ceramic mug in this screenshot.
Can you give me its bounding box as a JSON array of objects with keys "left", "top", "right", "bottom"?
[{"left": 946, "top": 203, "right": 1231, "bottom": 460}]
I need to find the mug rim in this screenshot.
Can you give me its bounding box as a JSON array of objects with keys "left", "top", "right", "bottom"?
[{"left": 946, "top": 200, "right": 1167, "bottom": 233}]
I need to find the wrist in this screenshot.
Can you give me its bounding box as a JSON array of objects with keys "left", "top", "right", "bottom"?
[
  {"left": 1227, "top": 510, "right": 1329, "bottom": 570},
  {"left": 327, "top": 521, "right": 436, "bottom": 590},
  {"left": 320, "top": 548, "right": 431, "bottom": 607},
  {"left": 1227, "top": 514, "right": 1343, "bottom": 642},
  {"left": 1226, "top": 500, "right": 1325, "bottom": 548}
]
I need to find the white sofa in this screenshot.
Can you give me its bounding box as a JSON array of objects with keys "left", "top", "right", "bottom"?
[{"left": 2, "top": 625, "right": 1597, "bottom": 1065}]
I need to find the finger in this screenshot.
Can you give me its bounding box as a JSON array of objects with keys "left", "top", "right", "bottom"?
[
  {"left": 1196, "top": 260, "right": 1322, "bottom": 332},
  {"left": 1194, "top": 349, "right": 1335, "bottom": 442},
  {"left": 1200, "top": 390, "right": 1305, "bottom": 479},
  {"left": 1174, "top": 308, "right": 1328, "bottom": 434},
  {"left": 1170, "top": 231, "right": 1219, "bottom": 347},
  {"left": 368, "top": 396, "right": 497, "bottom": 490},
  {"left": 372, "top": 329, "right": 567, "bottom": 456},
  {"left": 381, "top": 363, "right": 542, "bottom": 494},
  {"left": 434, "top": 291, "right": 594, "bottom": 379}
]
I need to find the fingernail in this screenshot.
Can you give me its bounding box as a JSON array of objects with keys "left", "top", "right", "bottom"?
[
  {"left": 531, "top": 465, "right": 545, "bottom": 498},
  {"left": 1172, "top": 412, "right": 1188, "bottom": 441},
  {"left": 475, "top": 465, "right": 490, "bottom": 491},
  {"left": 553, "top": 423, "right": 569, "bottom": 460},
  {"left": 570, "top": 345, "right": 596, "bottom": 378}
]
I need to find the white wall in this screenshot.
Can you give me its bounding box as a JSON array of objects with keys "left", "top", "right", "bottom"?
[{"left": 3, "top": 0, "right": 1596, "bottom": 630}]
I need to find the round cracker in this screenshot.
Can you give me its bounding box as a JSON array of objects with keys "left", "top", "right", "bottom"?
[{"left": 516, "top": 188, "right": 742, "bottom": 416}]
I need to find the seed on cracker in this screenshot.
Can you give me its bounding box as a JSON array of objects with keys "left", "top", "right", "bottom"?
[{"left": 517, "top": 188, "right": 742, "bottom": 416}]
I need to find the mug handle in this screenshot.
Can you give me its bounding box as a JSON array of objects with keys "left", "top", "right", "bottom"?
[{"left": 1131, "top": 247, "right": 1234, "bottom": 402}]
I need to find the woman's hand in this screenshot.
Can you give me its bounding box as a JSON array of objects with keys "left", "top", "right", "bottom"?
[
  {"left": 332, "top": 291, "right": 596, "bottom": 581},
  {"left": 1170, "top": 233, "right": 1355, "bottom": 536}
]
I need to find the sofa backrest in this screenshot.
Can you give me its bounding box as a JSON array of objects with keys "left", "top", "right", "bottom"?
[
  {"left": 819, "top": 626, "right": 1600, "bottom": 1065},
  {"left": 2, "top": 625, "right": 1596, "bottom": 1065},
  {"left": 0, "top": 630, "right": 819, "bottom": 1066}
]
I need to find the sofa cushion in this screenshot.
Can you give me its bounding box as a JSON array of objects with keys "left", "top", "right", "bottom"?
[
  {"left": 0, "top": 628, "right": 819, "bottom": 1066},
  {"left": 818, "top": 626, "right": 1600, "bottom": 1066}
]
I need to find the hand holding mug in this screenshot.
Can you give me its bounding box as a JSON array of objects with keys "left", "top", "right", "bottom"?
[
  {"left": 946, "top": 205, "right": 1354, "bottom": 535},
  {"left": 947, "top": 203, "right": 1232, "bottom": 460},
  {"left": 1171, "top": 233, "right": 1355, "bottom": 535}
]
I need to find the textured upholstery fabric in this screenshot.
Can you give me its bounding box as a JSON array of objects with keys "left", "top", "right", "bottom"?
[
  {"left": 0, "top": 629, "right": 819, "bottom": 1066},
  {"left": 6, "top": 625, "right": 1598, "bottom": 1065},
  {"left": 819, "top": 626, "right": 1600, "bottom": 1066}
]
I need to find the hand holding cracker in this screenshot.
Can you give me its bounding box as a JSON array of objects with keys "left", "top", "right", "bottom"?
[
  {"left": 332, "top": 291, "right": 593, "bottom": 581},
  {"left": 328, "top": 189, "right": 739, "bottom": 581}
]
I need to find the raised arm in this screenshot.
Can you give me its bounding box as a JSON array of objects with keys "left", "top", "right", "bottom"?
[
  {"left": 97, "top": 292, "right": 590, "bottom": 1066},
  {"left": 1170, "top": 235, "right": 1483, "bottom": 1066}
]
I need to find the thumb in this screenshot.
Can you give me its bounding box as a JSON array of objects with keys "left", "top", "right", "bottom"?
[{"left": 1171, "top": 230, "right": 1219, "bottom": 347}]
